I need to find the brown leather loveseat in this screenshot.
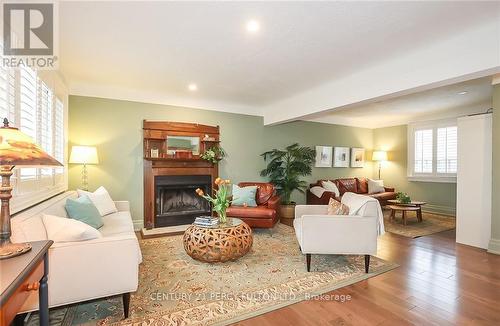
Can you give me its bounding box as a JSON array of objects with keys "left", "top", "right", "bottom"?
[
  {"left": 307, "top": 177, "right": 396, "bottom": 206},
  {"left": 226, "top": 182, "right": 280, "bottom": 228}
]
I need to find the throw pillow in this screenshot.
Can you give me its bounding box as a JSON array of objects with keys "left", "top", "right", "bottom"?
[
  {"left": 42, "top": 214, "right": 102, "bottom": 243},
  {"left": 368, "top": 179, "right": 385, "bottom": 194},
  {"left": 327, "top": 198, "right": 350, "bottom": 215},
  {"left": 65, "top": 195, "right": 104, "bottom": 229},
  {"left": 77, "top": 186, "right": 117, "bottom": 216},
  {"left": 232, "top": 185, "right": 258, "bottom": 207},
  {"left": 309, "top": 186, "right": 326, "bottom": 198},
  {"left": 321, "top": 180, "right": 340, "bottom": 197}
]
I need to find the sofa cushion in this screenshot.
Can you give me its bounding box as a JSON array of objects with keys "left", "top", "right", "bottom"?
[
  {"left": 226, "top": 206, "right": 276, "bottom": 219},
  {"left": 99, "top": 212, "right": 135, "bottom": 237},
  {"left": 321, "top": 180, "right": 340, "bottom": 197},
  {"left": 369, "top": 192, "right": 397, "bottom": 201},
  {"left": 232, "top": 185, "right": 258, "bottom": 207},
  {"left": 10, "top": 214, "right": 47, "bottom": 244},
  {"left": 77, "top": 186, "right": 117, "bottom": 216},
  {"left": 335, "top": 178, "right": 358, "bottom": 195},
  {"left": 65, "top": 195, "right": 104, "bottom": 229},
  {"left": 327, "top": 198, "right": 350, "bottom": 215},
  {"left": 357, "top": 178, "right": 369, "bottom": 194},
  {"left": 42, "top": 214, "right": 102, "bottom": 243},
  {"left": 368, "top": 179, "right": 385, "bottom": 194}
]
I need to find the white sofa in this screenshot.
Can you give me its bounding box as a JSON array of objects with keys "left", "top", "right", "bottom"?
[
  {"left": 10, "top": 191, "right": 142, "bottom": 318},
  {"left": 294, "top": 192, "right": 380, "bottom": 272}
]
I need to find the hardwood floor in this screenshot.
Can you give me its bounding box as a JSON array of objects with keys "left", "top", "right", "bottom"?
[{"left": 235, "top": 230, "right": 500, "bottom": 325}]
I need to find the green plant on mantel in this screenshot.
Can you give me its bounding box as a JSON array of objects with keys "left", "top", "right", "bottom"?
[
  {"left": 396, "top": 192, "right": 412, "bottom": 204},
  {"left": 260, "top": 143, "right": 316, "bottom": 205},
  {"left": 201, "top": 146, "right": 226, "bottom": 164}
]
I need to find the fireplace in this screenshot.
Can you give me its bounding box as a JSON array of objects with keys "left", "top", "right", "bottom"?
[{"left": 154, "top": 175, "right": 212, "bottom": 227}]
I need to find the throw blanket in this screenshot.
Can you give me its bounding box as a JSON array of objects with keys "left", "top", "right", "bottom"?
[{"left": 341, "top": 192, "right": 385, "bottom": 235}]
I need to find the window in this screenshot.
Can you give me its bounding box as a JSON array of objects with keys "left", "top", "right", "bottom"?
[
  {"left": 0, "top": 53, "right": 68, "bottom": 213},
  {"left": 408, "top": 119, "right": 457, "bottom": 183}
]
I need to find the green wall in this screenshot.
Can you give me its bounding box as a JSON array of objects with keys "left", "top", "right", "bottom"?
[
  {"left": 68, "top": 96, "right": 374, "bottom": 228},
  {"left": 489, "top": 84, "right": 500, "bottom": 254},
  {"left": 373, "top": 125, "right": 456, "bottom": 215}
]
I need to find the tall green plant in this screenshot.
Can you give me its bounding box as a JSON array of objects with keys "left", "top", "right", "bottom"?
[{"left": 260, "top": 143, "right": 316, "bottom": 205}]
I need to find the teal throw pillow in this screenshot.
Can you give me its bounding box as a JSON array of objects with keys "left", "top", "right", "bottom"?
[
  {"left": 65, "top": 195, "right": 104, "bottom": 229},
  {"left": 232, "top": 185, "right": 258, "bottom": 207}
]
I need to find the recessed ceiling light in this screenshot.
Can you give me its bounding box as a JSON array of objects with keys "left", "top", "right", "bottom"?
[
  {"left": 458, "top": 91, "right": 468, "bottom": 95},
  {"left": 246, "top": 20, "right": 260, "bottom": 33},
  {"left": 188, "top": 83, "right": 198, "bottom": 91}
]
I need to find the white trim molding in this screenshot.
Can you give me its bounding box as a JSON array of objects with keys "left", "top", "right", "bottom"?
[{"left": 488, "top": 238, "right": 500, "bottom": 255}]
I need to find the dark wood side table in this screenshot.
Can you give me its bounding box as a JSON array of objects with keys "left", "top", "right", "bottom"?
[
  {"left": 0, "top": 240, "right": 53, "bottom": 326},
  {"left": 387, "top": 200, "right": 427, "bottom": 223}
]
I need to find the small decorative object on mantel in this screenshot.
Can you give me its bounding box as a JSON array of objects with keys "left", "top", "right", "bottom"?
[
  {"left": 315, "top": 146, "right": 333, "bottom": 167},
  {"left": 150, "top": 148, "right": 159, "bottom": 158},
  {"left": 201, "top": 146, "right": 226, "bottom": 164},
  {"left": 203, "top": 134, "right": 216, "bottom": 142},
  {"left": 196, "top": 177, "right": 231, "bottom": 224},
  {"left": 350, "top": 147, "right": 365, "bottom": 168},
  {"left": 396, "top": 192, "right": 412, "bottom": 204},
  {"left": 0, "top": 118, "right": 63, "bottom": 259}
]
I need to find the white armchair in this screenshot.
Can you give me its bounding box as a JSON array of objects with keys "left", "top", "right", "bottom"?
[{"left": 293, "top": 193, "right": 381, "bottom": 272}]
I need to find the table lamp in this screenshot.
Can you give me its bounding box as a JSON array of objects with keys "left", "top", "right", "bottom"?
[
  {"left": 372, "top": 150, "right": 388, "bottom": 179},
  {"left": 0, "top": 118, "right": 63, "bottom": 259},
  {"left": 69, "top": 145, "right": 99, "bottom": 191}
]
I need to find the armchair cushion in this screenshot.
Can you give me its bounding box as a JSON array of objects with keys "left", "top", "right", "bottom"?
[{"left": 239, "top": 182, "right": 274, "bottom": 205}]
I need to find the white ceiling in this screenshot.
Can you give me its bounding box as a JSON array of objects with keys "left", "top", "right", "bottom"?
[
  {"left": 59, "top": 1, "right": 500, "bottom": 121},
  {"left": 307, "top": 77, "right": 493, "bottom": 129}
]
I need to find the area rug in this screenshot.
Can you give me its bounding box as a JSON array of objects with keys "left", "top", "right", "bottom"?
[
  {"left": 27, "top": 224, "right": 397, "bottom": 325},
  {"left": 383, "top": 209, "right": 455, "bottom": 238}
]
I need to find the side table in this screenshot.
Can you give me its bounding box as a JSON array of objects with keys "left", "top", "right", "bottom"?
[{"left": 0, "top": 240, "right": 53, "bottom": 326}]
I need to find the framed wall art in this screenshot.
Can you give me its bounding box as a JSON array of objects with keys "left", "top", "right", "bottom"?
[
  {"left": 333, "top": 147, "right": 350, "bottom": 167},
  {"left": 315, "top": 146, "right": 333, "bottom": 167},
  {"left": 350, "top": 148, "right": 365, "bottom": 168}
]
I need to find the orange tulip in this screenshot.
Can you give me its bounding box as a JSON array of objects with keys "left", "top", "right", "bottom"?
[{"left": 195, "top": 188, "right": 204, "bottom": 196}]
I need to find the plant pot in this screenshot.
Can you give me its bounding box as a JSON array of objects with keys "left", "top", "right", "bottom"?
[{"left": 280, "top": 203, "right": 296, "bottom": 227}]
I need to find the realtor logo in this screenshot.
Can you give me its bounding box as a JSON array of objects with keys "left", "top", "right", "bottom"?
[{"left": 2, "top": 2, "right": 57, "bottom": 69}]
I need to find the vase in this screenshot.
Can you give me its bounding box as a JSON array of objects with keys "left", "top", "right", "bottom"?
[{"left": 218, "top": 210, "right": 227, "bottom": 224}]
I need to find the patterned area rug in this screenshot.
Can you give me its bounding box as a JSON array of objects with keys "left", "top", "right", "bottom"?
[
  {"left": 383, "top": 209, "right": 456, "bottom": 238},
  {"left": 28, "top": 224, "right": 397, "bottom": 325}
]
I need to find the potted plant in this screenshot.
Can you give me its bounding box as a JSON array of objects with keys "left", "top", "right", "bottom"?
[
  {"left": 201, "top": 146, "right": 226, "bottom": 164},
  {"left": 260, "top": 143, "right": 316, "bottom": 225}
]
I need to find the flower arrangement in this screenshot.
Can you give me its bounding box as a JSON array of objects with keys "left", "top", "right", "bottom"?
[
  {"left": 396, "top": 192, "right": 411, "bottom": 204},
  {"left": 200, "top": 146, "right": 226, "bottom": 164},
  {"left": 196, "top": 177, "right": 231, "bottom": 223}
]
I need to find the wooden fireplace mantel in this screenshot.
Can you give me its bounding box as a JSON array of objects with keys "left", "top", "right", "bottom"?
[{"left": 143, "top": 120, "right": 220, "bottom": 229}]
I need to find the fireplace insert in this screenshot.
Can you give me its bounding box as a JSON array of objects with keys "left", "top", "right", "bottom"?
[{"left": 154, "top": 175, "right": 212, "bottom": 227}]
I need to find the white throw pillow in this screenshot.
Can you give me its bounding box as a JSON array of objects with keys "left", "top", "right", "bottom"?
[
  {"left": 309, "top": 186, "right": 326, "bottom": 198},
  {"left": 42, "top": 214, "right": 101, "bottom": 243},
  {"left": 77, "top": 186, "right": 117, "bottom": 216},
  {"left": 368, "top": 179, "right": 385, "bottom": 194},
  {"left": 321, "top": 180, "right": 340, "bottom": 197}
]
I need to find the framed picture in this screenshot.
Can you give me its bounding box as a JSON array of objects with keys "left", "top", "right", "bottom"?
[
  {"left": 350, "top": 148, "right": 365, "bottom": 168},
  {"left": 333, "top": 147, "right": 350, "bottom": 167},
  {"left": 315, "top": 146, "right": 333, "bottom": 167}
]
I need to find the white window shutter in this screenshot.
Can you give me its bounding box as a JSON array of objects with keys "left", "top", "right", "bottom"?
[
  {"left": 414, "top": 129, "right": 433, "bottom": 173},
  {"left": 437, "top": 126, "right": 457, "bottom": 174}
]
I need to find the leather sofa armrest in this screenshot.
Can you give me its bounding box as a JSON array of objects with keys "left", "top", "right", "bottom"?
[
  {"left": 267, "top": 195, "right": 281, "bottom": 210},
  {"left": 384, "top": 187, "right": 395, "bottom": 192}
]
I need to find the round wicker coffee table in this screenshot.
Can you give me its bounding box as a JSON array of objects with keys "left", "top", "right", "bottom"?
[{"left": 183, "top": 218, "right": 253, "bottom": 263}]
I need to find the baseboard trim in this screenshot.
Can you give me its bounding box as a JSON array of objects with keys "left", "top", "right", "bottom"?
[
  {"left": 487, "top": 238, "right": 500, "bottom": 255},
  {"left": 422, "top": 204, "right": 456, "bottom": 216},
  {"left": 133, "top": 220, "right": 144, "bottom": 231}
]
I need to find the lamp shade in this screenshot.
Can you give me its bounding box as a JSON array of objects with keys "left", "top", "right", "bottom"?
[
  {"left": 69, "top": 146, "right": 99, "bottom": 164},
  {"left": 0, "top": 119, "right": 63, "bottom": 167},
  {"left": 372, "top": 150, "right": 388, "bottom": 161}
]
